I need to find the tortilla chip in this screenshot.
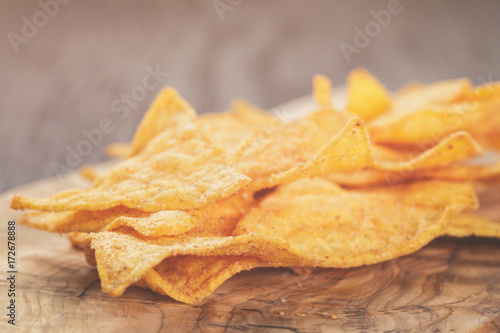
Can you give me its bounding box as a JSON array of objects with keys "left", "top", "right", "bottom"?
[
  {"left": 346, "top": 68, "right": 392, "bottom": 121},
  {"left": 369, "top": 81, "right": 500, "bottom": 146},
  {"left": 476, "top": 131, "right": 500, "bottom": 152},
  {"left": 467, "top": 84, "right": 500, "bottom": 148},
  {"left": 90, "top": 233, "right": 252, "bottom": 297},
  {"left": 105, "top": 100, "right": 277, "bottom": 159},
  {"left": 104, "top": 207, "right": 210, "bottom": 237},
  {"left": 250, "top": 118, "right": 373, "bottom": 190},
  {"left": 233, "top": 109, "right": 341, "bottom": 175},
  {"left": 444, "top": 213, "right": 500, "bottom": 238},
  {"left": 90, "top": 178, "right": 476, "bottom": 299},
  {"left": 374, "top": 131, "right": 482, "bottom": 171},
  {"left": 68, "top": 232, "right": 88, "bottom": 250},
  {"left": 313, "top": 74, "right": 334, "bottom": 110},
  {"left": 235, "top": 115, "right": 374, "bottom": 191},
  {"left": 200, "top": 100, "right": 279, "bottom": 156},
  {"left": 393, "top": 78, "right": 472, "bottom": 112},
  {"left": 188, "top": 191, "right": 257, "bottom": 236},
  {"left": 369, "top": 78, "right": 474, "bottom": 144},
  {"left": 128, "top": 88, "right": 196, "bottom": 157},
  {"left": 328, "top": 161, "right": 500, "bottom": 188},
  {"left": 137, "top": 256, "right": 270, "bottom": 304},
  {"left": 234, "top": 180, "right": 478, "bottom": 262},
  {"left": 105, "top": 142, "right": 131, "bottom": 159},
  {"left": 11, "top": 104, "right": 251, "bottom": 212},
  {"left": 415, "top": 161, "right": 500, "bottom": 182},
  {"left": 79, "top": 165, "right": 99, "bottom": 182},
  {"left": 20, "top": 209, "right": 115, "bottom": 233},
  {"left": 19, "top": 205, "right": 210, "bottom": 237},
  {"left": 322, "top": 130, "right": 482, "bottom": 187},
  {"left": 396, "top": 82, "right": 424, "bottom": 96}
]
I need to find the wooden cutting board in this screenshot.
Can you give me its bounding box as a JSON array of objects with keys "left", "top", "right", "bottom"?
[{"left": 1, "top": 163, "right": 500, "bottom": 333}]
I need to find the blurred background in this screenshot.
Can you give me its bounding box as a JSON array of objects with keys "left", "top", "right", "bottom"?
[{"left": 1, "top": 0, "right": 499, "bottom": 192}]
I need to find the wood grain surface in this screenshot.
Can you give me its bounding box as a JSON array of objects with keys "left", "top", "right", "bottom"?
[
  {"left": 2, "top": 0, "right": 500, "bottom": 192},
  {"left": 1, "top": 165, "right": 500, "bottom": 332}
]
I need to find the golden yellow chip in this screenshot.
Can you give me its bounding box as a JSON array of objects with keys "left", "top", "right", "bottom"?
[
  {"left": 137, "top": 256, "right": 271, "bottom": 304},
  {"left": 188, "top": 190, "right": 257, "bottom": 236},
  {"left": 79, "top": 165, "right": 99, "bottom": 182},
  {"left": 313, "top": 74, "right": 334, "bottom": 110},
  {"left": 474, "top": 128, "right": 500, "bottom": 152},
  {"left": 467, "top": 83, "right": 500, "bottom": 149},
  {"left": 444, "top": 213, "right": 500, "bottom": 238},
  {"left": 319, "top": 130, "right": 482, "bottom": 187},
  {"left": 90, "top": 178, "right": 477, "bottom": 300},
  {"left": 393, "top": 78, "right": 472, "bottom": 112},
  {"left": 369, "top": 78, "right": 474, "bottom": 144},
  {"left": 233, "top": 179, "right": 478, "bottom": 264},
  {"left": 105, "top": 100, "right": 277, "bottom": 159},
  {"left": 104, "top": 207, "right": 210, "bottom": 236},
  {"left": 19, "top": 205, "right": 210, "bottom": 237},
  {"left": 11, "top": 96, "right": 251, "bottom": 212},
  {"left": 128, "top": 88, "right": 196, "bottom": 157},
  {"left": 396, "top": 81, "right": 424, "bottom": 96},
  {"left": 248, "top": 118, "right": 374, "bottom": 191},
  {"left": 200, "top": 100, "right": 279, "bottom": 156},
  {"left": 234, "top": 114, "right": 373, "bottom": 191},
  {"left": 234, "top": 109, "right": 347, "bottom": 174},
  {"left": 346, "top": 68, "right": 392, "bottom": 121},
  {"left": 105, "top": 142, "right": 131, "bottom": 158},
  {"left": 68, "top": 232, "right": 88, "bottom": 250},
  {"left": 415, "top": 161, "right": 500, "bottom": 182},
  {"left": 327, "top": 161, "right": 500, "bottom": 188},
  {"left": 374, "top": 131, "right": 482, "bottom": 171}
]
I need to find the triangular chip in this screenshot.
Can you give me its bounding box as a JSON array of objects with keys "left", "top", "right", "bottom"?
[
  {"left": 444, "top": 213, "right": 500, "bottom": 238},
  {"left": 79, "top": 165, "right": 100, "bottom": 182},
  {"left": 247, "top": 117, "right": 374, "bottom": 191},
  {"left": 19, "top": 205, "right": 210, "bottom": 237},
  {"left": 105, "top": 100, "right": 279, "bottom": 159},
  {"left": 11, "top": 92, "right": 251, "bottom": 212},
  {"left": 327, "top": 161, "right": 500, "bottom": 188},
  {"left": 128, "top": 88, "right": 196, "bottom": 156},
  {"left": 346, "top": 68, "right": 392, "bottom": 121},
  {"left": 137, "top": 256, "right": 271, "bottom": 304},
  {"left": 90, "top": 178, "right": 477, "bottom": 299},
  {"left": 200, "top": 100, "right": 279, "bottom": 156},
  {"left": 234, "top": 113, "right": 374, "bottom": 191},
  {"left": 369, "top": 78, "right": 474, "bottom": 144},
  {"left": 374, "top": 131, "right": 482, "bottom": 171},
  {"left": 313, "top": 74, "right": 335, "bottom": 110},
  {"left": 105, "top": 142, "right": 130, "bottom": 159},
  {"left": 68, "top": 232, "right": 88, "bottom": 250}
]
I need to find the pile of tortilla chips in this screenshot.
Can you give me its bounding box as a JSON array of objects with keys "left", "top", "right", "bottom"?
[{"left": 11, "top": 69, "right": 500, "bottom": 304}]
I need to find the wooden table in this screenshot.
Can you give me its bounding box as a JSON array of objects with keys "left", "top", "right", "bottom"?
[{"left": 1, "top": 162, "right": 500, "bottom": 332}]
